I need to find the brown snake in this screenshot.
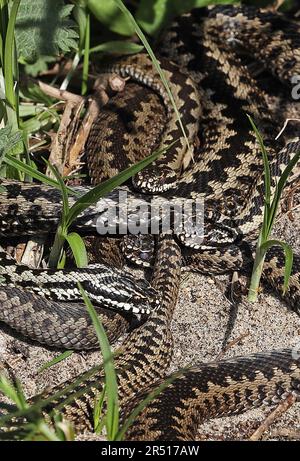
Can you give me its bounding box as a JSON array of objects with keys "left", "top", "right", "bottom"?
[{"left": 1, "top": 5, "right": 300, "bottom": 440}]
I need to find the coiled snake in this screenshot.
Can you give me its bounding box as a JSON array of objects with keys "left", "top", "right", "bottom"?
[{"left": 1, "top": 5, "right": 300, "bottom": 440}]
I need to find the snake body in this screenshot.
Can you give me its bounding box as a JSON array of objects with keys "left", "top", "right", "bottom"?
[{"left": 1, "top": 5, "right": 300, "bottom": 440}]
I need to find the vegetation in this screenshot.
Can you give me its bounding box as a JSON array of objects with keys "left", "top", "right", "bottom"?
[
  {"left": 0, "top": 0, "right": 298, "bottom": 441},
  {"left": 247, "top": 117, "right": 300, "bottom": 302}
]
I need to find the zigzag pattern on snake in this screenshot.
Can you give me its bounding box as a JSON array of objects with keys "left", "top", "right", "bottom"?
[{"left": 0, "top": 5, "right": 300, "bottom": 440}]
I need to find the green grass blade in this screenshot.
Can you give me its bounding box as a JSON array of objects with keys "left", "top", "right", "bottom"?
[
  {"left": 65, "top": 232, "right": 88, "bottom": 268},
  {"left": 247, "top": 115, "right": 271, "bottom": 208},
  {"left": 113, "top": 0, "right": 190, "bottom": 153},
  {"left": 0, "top": 365, "right": 102, "bottom": 428},
  {"left": 260, "top": 239, "right": 293, "bottom": 294},
  {"left": 0, "top": 375, "right": 26, "bottom": 410},
  {"left": 60, "top": 51, "right": 81, "bottom": 91},
  {"left": 267, "top": 149, "right": 300, "bottom": 236},
  {"left": 78, "top": 283, "right": 119, "bottom": 440},
  {"left": 4, "top": 0, "right": 20, "bottom": 112},
  {"left": 89, "top": 41, "right": 143, "bottom": 55},
  {"left": 93, "top": 384, "right": 107, "bottom": 434},
  {"left": 14, "top": 379, "right": 28, "bottom": 410},
  {"left": 48, "top": 225, "right": 67, "bottom": 269},
  {"left": 73, "top": 3, "right": 88, "bottom": 51},
  {"left": 38, "top": 351, "right": 74, "bottom": 373},
  {"left": 34, "top": 421, "right": 61, "bottom": 441},
  {"left": 45, "top": 160, "right": 70, "bottom": 225},
  {"left": 57, "top": 250, "right": 67, "bottom": 269},
  {"left": 81, "top": 12, "right": 90, "bottom": 95},
  {"left": 3, "top": 154, "right": 79, "bottom": 196},
  {"left": 52, "top": 413, "right": 75, "bottom": 441}
]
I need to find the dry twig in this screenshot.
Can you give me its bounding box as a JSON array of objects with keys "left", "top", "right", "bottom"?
[
  {"left": 215, "top": 331, "right": 250, "bottom": 361},
  {"left": 249, "top": 393, "right": 297, "bottom": 441}
]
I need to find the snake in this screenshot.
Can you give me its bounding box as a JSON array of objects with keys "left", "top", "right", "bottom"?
[{"left": 1, "top": 5, "right": 300, "bottom": 440}]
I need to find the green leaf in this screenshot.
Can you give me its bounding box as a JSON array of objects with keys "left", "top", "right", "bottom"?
[
  {"left": 15, "top": 0, "right": 79, "bottom": 63},
  {"left": 260, "top": 239, "right": 293, "bottom": 294},
  {"left": 19, "top": 105, "right": 44, "bottom": 118},
  {"left": 65, "top": 232, "right": 88, "bottom": 268},
  {"left": 38, "top": 351, "right": 74, "bottom": 373},
  {"left": 22, "top": 55, "right": 57, "bottom": 77},
  {"left": 87, "top": 0, "right": 135, "bottom": 36},
  {"left": 78, "top": 284, "right": 119, "bottom": 440},
  {"left": 0, "top": 126, "right": 23, "bottom": 168},
  {"left": 20, "top": 110, "right": 58, "bottom": 136},
  {"left": 20, "top": 80, "right": 55, "bottom": 106},
  {"left": 136, "top": 0, "right": 169, "bottom": 36}
]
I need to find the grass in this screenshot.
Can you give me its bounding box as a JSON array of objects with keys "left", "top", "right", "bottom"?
[
  {"left": 0, "top": 0, "right": 299, "bottom": 442},
  {"left": 38, "top": 350, "right": 74, "bottom": 373},
  {"left": 45, "top": 144, "right": 168, "bottom": 268},
  {"left": 0, "top": 0, "right": 25, "bottom": 178},
  {"left": 247, "top": 115, "right": 300, "bottom": 302},
  {"left": 0, "top": 375, "right": 75, "bottom": 441},
  {"left": 0, "top": 1, "right": 185, "bottom": 439},
  {"left": 3, "top": 0, "right": 20, "bottom": 128},
  {"left": 0, "top": 280, "right": 185, "bottom": 441},
  {"left": 78, "top": 283, "right": 119, "bottom": 440},
  {"left": 3, "top": 4, "right": 180, "bottom": 268},
  {"left": 78, "top": 283, "right": 186, "bottom": 440}
]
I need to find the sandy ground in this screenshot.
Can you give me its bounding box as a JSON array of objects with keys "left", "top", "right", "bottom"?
[{"left": 0, "top": 198, "right": 299, "bottom": 441}]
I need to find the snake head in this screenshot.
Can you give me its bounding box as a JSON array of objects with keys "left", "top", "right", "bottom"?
[
  {"left": 133, "top": 166, "right": 177, "bottom": 193},
  {"left": 82, "top": 268, "right": 160, "bottom": 316},
  {"left": 120, "top": 235, "right": 156, "bottom": 267}
]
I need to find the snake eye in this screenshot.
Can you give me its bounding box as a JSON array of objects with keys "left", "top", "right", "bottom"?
[{"left": 140, "top": 251, "right": 150, "bottom": 260}]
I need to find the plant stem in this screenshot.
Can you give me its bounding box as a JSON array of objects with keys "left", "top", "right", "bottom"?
[
  {"left": 60, "top": 51, "right": 81, "bottom": 91},
  {"left": 248, "top": 239, "right": 266, "bottom": 302},
  {"left": 4, "top": 0, "right": 20, "bottom": 122},
  {"left": 1, "top": 0, "right": 25, "bottom": 180},
  {"left": 81, "top": 12, "right": 90, "bottom": 95},
  {"left": 48, "top": 226, "right": 66, "bottom": 268}
]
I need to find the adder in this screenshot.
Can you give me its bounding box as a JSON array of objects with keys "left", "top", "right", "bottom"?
[{"left": 0, "top": 5, "right": 300, "bottom": 440}]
